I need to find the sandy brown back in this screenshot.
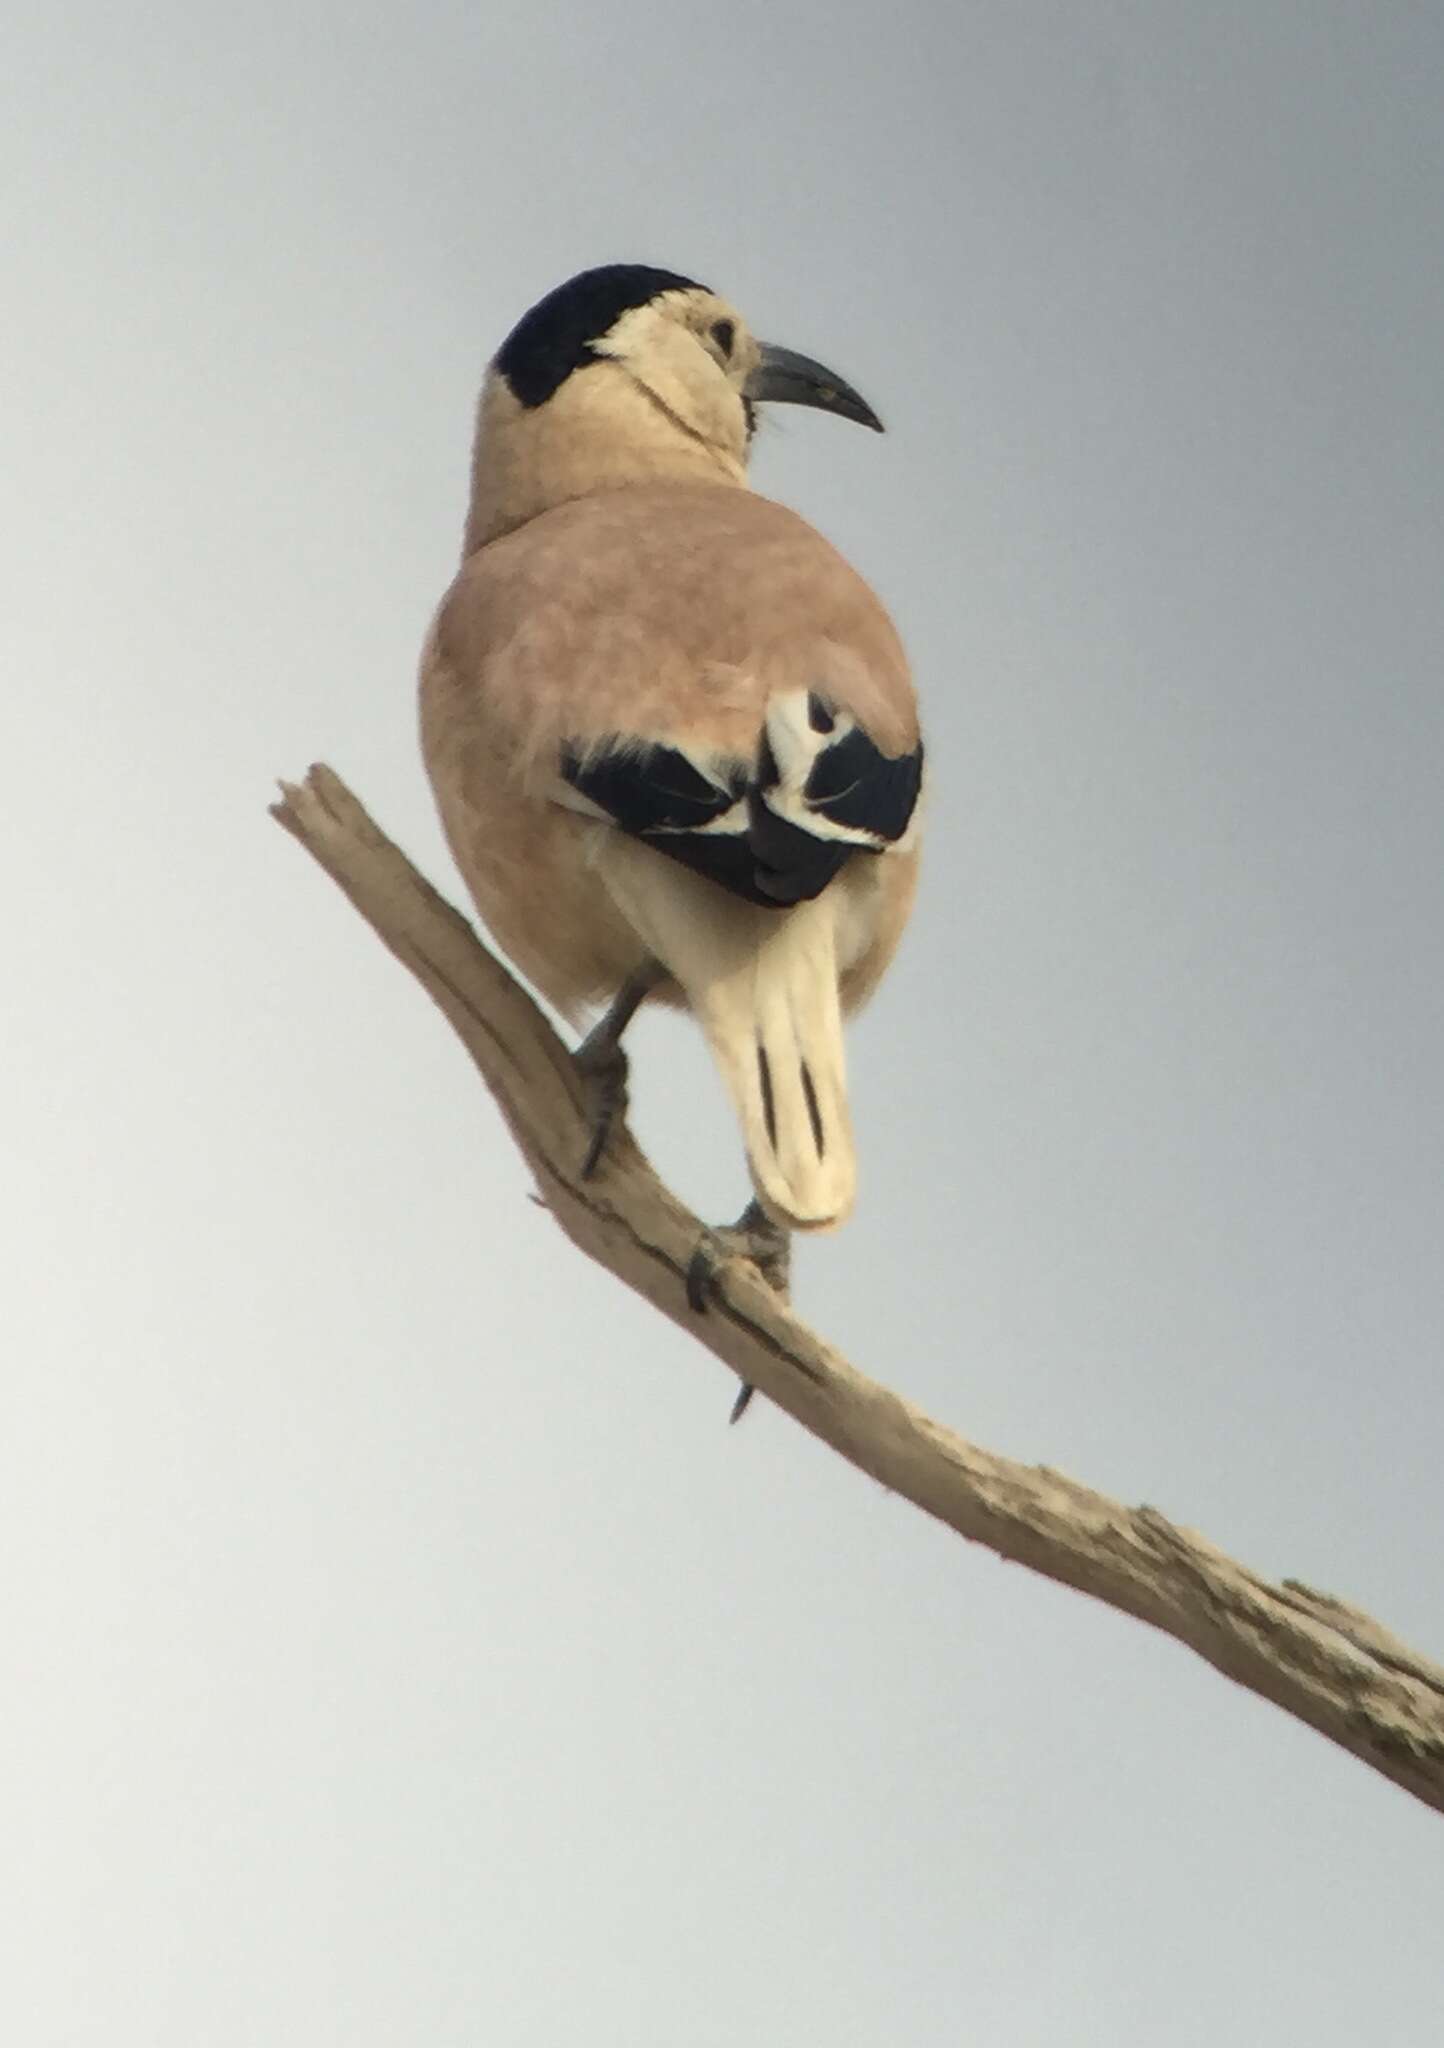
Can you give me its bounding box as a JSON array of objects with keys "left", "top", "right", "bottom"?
[{"left": 429, "top": 480, "right": 917, "bottom": 787}]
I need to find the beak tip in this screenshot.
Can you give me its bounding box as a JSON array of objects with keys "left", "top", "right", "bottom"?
[{"left": 749, "top": 341, "right": 884, "bottom": 438}]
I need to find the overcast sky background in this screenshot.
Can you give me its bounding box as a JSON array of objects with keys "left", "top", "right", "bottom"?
[{"left": 5, "top": 2, "right": 1443, "bottom": 2041}]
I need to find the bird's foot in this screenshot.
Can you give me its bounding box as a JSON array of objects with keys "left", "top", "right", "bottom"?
[
  {"left": 686, "top": 1200, "right": 791, "bottom": 1423},
  {"left": 574, "top": 1030, "right": 630, "bottom": 1180},
  {"left": 572, "top": 966, "right": 663, "bottom": 1179},
  {"left": 686, "top": 1200, "right": 791, "bottom": 1311}
]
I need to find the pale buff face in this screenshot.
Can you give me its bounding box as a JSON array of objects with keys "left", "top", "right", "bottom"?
[
  {"left": 585, "top": 288, "right": 762, "bottom": 468},
  {"left": 464, "top": 288, "right": 765, "bottom": 550}
]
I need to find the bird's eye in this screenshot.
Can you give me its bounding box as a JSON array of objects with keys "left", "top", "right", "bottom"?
[{"left": 709, "top": 318, "right": 736, "bottom": 358}]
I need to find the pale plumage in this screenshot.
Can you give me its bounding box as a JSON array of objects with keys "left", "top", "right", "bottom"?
[{"left": 420, "top": 265, "right": 922, "bottom": 1241}]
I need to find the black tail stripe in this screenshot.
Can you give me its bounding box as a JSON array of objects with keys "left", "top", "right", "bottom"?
[
  {"left": 799, "top": 1061, "right": 825, "bottom": 1158},
  {"left": 756, "top": 1045, "right": 778, "bottom": 1151}
]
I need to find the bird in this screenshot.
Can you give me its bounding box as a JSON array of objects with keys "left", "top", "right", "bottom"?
[{"left": 419, "top": 263, "right": 923, "bottom": 1373}]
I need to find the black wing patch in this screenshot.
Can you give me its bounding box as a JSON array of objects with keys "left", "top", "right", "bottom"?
[
  {"left": 560, "top": 693, "right": 922, "bottom": 911},
  {"left": 803, "top": 725, "right": 923, "bottom": 842},
  {"left": 559, "top": 742, "right": 745, "bottom": 835}
]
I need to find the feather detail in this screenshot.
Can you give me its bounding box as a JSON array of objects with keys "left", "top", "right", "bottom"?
[
  {"left": 595, "top": 839, "right": 857, "bottom": 1229},
  {"left": 559, "top": 688, "right": 922, "bottom": 913}
]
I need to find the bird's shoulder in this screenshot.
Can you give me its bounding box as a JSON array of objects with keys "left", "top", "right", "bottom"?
[
  {"left": 429, "top": 481, "right": 915, "bottom": 758},
  {"left": 454, "top": 482, "right": 875, "bottom": 627}
]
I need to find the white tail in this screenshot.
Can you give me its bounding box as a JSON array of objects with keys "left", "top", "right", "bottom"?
[
  {"left": 691, "top": 896, "right": 854, "bottom": 1229},
  {"left": 596, "top": 843, "right": 856, "bottom": 1229}
]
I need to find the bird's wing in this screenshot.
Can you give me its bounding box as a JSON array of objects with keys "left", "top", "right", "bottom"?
[{"left": 432, "top": 480, "right": 923, "bottom": 912}]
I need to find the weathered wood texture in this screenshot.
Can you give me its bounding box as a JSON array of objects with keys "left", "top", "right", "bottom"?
[{"left": 272, "top": 765, "right": 1444, "bottom": 1816}]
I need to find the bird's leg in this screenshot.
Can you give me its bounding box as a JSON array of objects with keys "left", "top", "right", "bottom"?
[
  {"left": 686, "top": 1198, "right": 792, "bottom": 1422},
  {"left": 574, "top": 964, "right": 663, "bottom": 1179}
]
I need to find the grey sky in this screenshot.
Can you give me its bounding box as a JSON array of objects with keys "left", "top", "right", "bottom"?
[{"left": 5, "top": 1, "right": 1443, "bottom": 2040}]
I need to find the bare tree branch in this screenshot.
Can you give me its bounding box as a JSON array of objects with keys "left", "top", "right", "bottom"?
[{"left": 271, "top": 763, "right": 1444, "bottom": 1817}]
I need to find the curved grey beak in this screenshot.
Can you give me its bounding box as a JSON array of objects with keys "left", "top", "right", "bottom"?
[{"left": 747, "top": 341, "right": 884, "bottom": 432}]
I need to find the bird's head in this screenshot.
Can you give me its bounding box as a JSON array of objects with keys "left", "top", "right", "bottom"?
[{"left": 463, "top": 264, "right": 882, "bottom": 551}]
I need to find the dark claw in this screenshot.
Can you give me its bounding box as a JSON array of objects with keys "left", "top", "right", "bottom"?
[
  {"left": 575, "top": 1037, "right": 629, "bottom": 1180},
  {"left": 580, "top": 1098, "right": 617, "bottom": 1179},
  {"left": 686, "top": 1237, "right": 718, "bottom": 1313},
  {"left": 683, "top": 1200, "right": 792, "bottom": 1426},
  {"left": 580, "top": 1121, "right": 608, "bottom": 1180},
  {"left": 686, "top": 1236, "right": 756, "bottom": 1416}
]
